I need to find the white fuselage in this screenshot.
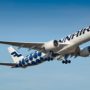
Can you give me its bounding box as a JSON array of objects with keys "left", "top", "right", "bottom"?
[
  {"left": 57, "top": 28, "right": 90, "bottom": 54},
  {"left": 68, "top": 30, "right": 90, "bottom": 46}
]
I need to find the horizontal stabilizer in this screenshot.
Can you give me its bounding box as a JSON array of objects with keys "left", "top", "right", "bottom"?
[{"left": 0, "top": 63, "right": 17, "bottom": 67}]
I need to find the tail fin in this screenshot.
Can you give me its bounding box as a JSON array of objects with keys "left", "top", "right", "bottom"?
[{"left": 8, "top": 46, "right": 24, "bottom": 63}]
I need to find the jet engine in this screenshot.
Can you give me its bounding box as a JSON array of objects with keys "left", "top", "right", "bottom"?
[
  {"left": 43, "top": 40, "right": 59, "bottom": 51},
  {"left": 80, "top": 46, "right": 90, "bottom": 57}
]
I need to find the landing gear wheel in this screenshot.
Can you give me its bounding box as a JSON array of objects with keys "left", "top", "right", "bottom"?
[
  {"left": 62, "top": 60, "right": 67, "bottom": 64},
  {"left": 62, "top": 60, "right": 71, "bottom": 64},
  {"left": 68, "top": 60, "right": 71, "bottom": 63},
  {"left": 62, "top": 60, "right": 65, "bottom": 64}
]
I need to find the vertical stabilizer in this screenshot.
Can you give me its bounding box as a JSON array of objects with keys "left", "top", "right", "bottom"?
[{"left": 8, "top": 46, "right": 24, "bottom": 63}]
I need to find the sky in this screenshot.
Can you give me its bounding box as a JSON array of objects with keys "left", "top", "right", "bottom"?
[{"left": 0, "top": 0, "right": 90, "bottom": 90}]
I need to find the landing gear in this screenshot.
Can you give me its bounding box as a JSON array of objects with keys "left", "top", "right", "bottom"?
[
  {"left": 62, "top": 60, "right": 71, "bottom": 64},
  {"left": 61, "top": 54, "right": 71, "bottom": 64}
]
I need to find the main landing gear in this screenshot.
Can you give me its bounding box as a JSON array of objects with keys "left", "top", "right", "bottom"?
[
  {"left": 62, "top": 60, "right": 71, "bottom": 64},
  {"left": 62, "top": 54, "right": 71, "bottom": 64}
]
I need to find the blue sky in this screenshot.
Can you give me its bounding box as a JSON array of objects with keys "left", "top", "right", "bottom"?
[{"left": 0, "top": 0, "right": 90, "bottom": 90}]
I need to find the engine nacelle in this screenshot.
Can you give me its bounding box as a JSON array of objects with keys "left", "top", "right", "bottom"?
[
  {"left": 80, "top": 46, "right": 90, "bottom": 57},
  {"left": 43, "top": 40, "right": 59, "bottom": 51}
]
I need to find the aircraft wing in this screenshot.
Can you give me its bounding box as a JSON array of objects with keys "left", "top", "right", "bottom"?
[
  {"left": 0, "top": 63, "right": 17, "bottom": 67},
  {"left": 0, "top": 41, "right": 68, "bottom": 53},
  {"left": 0, "top": 41, "right": 44, "bottom": 51}
]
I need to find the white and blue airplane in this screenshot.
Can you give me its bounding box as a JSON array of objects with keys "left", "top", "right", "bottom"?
[{"left": 0, "top": 26, "right": 90, "bottom": 68}]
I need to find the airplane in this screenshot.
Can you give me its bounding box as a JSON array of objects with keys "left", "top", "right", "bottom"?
[{"left": 0, "top": 26, "right": 90, "bottom": 68}]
